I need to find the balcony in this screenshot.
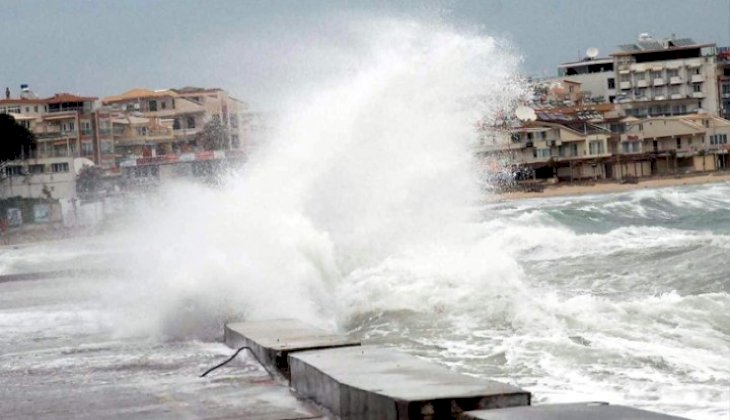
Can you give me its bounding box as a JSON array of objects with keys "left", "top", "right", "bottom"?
[
  {"left": 669, "top": 76, "right": 683, "bottom": 85},
  {"left": 691, "top": 74, "right": 705, "bottom": 83},
  {"left": 654, "top": 95, "right": 666, "bottom": 101},
  {"left": 691, "top": 91, "right": 705, "bottom": 98},
  {"left": 653, "top": 78, "right": 666, "bottom": 86},
  {"left": 670, "top": 93, "right": 684, "bottom": 100},
  {"left": 636, "top": 80, "right": 648, "bottom": 88}
]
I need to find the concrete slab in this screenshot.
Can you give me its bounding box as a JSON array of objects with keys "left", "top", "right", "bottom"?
[
  {"left": 289, "top": 345, "right": 530, "bottom": 419},
  {"left": 224, "top": 319, "right": 360, "bottom": 378},
  {"left": 460, "top": 402, "right": 688, "bottom": 420}
]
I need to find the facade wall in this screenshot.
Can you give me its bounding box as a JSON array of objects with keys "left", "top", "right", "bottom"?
[{"left": 1, "top": 157, "right": 81, "bottom": 199}]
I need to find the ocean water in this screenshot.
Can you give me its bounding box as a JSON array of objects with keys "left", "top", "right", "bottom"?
[
  {"left": 1, "top": 19, "right": 728, "bottom": 419},
  {"left": 345, "top": 182, "right": 730, "bottom": 420}
]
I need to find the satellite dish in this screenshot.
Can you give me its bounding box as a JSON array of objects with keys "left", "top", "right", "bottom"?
[
  {"left": 515, "top": 106, "right": 537, "bottom": 121},
  {"left": 586, "top": 47, "right": 599, "bottom": 59}
]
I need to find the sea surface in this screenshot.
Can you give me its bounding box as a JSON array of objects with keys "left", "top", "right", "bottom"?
[{"left": 1, "top": 182, "right": 728, "bottom": 419}]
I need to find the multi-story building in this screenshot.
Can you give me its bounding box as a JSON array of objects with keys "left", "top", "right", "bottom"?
[
  {"left": 718, "top": 46, "right": 730, "bottom": 120},
  {"left": 612, "top": 35, "right": 719, "bottom": 118},
  {"left": 557, "top": 56, "right": 616, "bottom": 104},
  {"left": 102, "top": 87, "right": 246, "bottom": 155}
]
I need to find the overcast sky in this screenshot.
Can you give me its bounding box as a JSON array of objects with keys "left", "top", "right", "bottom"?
[{"left": 1, "top": 0, "right": 728, "bottom": 109}]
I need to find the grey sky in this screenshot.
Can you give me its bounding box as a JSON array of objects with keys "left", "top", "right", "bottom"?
[{"left": 1, "top": 0, "right": 728, "bottom": 109}]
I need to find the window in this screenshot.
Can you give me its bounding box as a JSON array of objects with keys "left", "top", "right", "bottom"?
[
  {"left": 710, "top": 134, "right": 729, "bottom": 145},
  {"left": 25, "top": 107, "right": 30, "bottom": 113},
  {"left": 620, "top": 74, "right": 631, "bottom": 83},
  {"left": 693, "top": 84, "right": 702, "bottom": 93},
  {"left": 559, "top": 143, "right": 578, "bottom": 157},
  {"left": 51, "top": 162, "right": 69, "bottom": 173},
  {"left": 161, "top": 101, "right": 167, "bottom": 109},
  {"left": 607, "top": 78, "right": 615, "bottom": 89},
  {"left": 149, "top": 100, "right": 158, "bottom": 111},
  {"left": 5, "top": 166, "right": 23, "bottom": 176},
  {"left": 676, "top": 138, "right": 682, "bottom": 149},
  {"left": 654, "top": 87, "right": 665, "bottom": 97},
  {"left": 651, "top": 71, "right": 662, "bottom": 79},
  {"left": 82, "top": 142, "right": 93, "bottom": 155},
  {"left": 136, "top": 127, "right": 148, "bottom": 136},
  {"left": 231, "top": 134, "right": 240, "bottom": 148},
  {"left": 28, "top": 164, "right": 44, "bottom": 174},
  {"left": 537, "top": 148, "right": 551, "bottom": 158},
  {"left": 173, "top": 118, "right": 181, "bottom": 130},
  {"left": 62, "top": 122, "right": 75, "bottom": 132},
  {"left": 667, "top": 69, "right": 679, "bottom": 78},
  {"left": 669, "top": 85, "right": 680, "bottom": 94},
  {"left": 187, "top": 117, "right": 196, "bottom": 128},
  {"left": 693, "top": 68, "right": 701, "bottom": 75},
  {"left": 34, "top": 106, "right": 38, "bottom": 113},
  {"left": 589, "top": 140, "right": 605, "bottom": 155},
  {"left": 621, "top": 142, "right": 640, "bottom": 153},
  {"left": 723, "top": 84, "right": 730, "bottom": 95}
]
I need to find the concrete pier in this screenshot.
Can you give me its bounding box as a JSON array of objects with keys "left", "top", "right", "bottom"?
[
  {"left": 223, "top": 320, "right": 688, "bottom": 420},
  {"left": 224, "top": 319, "right": 360, "bottom": 378},
  {"left": 461, "top": 402, "right": 688, "bottom": 419},
  {"left": 289, "top": 345, "right": 530, "bottom": 419}
]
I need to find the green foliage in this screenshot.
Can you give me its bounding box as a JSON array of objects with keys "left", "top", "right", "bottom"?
[
  {"left": 0, "top": 114, "right": 36, "bottom": 163},
  {"left": 194, "top": 117, "right": 230, "bottom": 151},
  {"left": 76, "top": 165, "right": 104, "bottom": 196}
]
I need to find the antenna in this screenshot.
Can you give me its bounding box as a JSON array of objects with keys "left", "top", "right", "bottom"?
[
  {"left": 586, "top": 47, "right": 599, "bottom": 59},
  {"left": 515, "top": 106, "right": 537, "bottom": 122}
]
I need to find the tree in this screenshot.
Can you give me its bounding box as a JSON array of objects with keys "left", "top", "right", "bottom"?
[
  {"left": 194, "top": 117, "right": 230, "bottom": 151},
  {"left": 0, "top": 114, "right": 36, "bottom": 163},
  {"left": 76, "top": 164, "right": 104, "bottom": 197}
]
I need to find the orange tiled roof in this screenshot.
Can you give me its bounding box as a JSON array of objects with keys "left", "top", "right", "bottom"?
[
  {"left": 103, "top": 88, "right": 177, "bottom": 104},
  {"left": 45, "top": 93, "right": 97, "bottom": 104}
]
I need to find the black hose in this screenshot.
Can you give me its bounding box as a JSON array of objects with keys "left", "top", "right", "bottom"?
[{"left": 200, "top": 346, "right": 274, "bottom": 378}]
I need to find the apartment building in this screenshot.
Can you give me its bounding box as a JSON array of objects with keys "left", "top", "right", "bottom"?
[
  {"left": 102, "top": 87, "right": 246, "bottom": 155},
  {"left": 0, "top": 91, "right": 118, "bottom": 167},
  {"left": 612, "top": 35, "right": 719, "bottom": 118},
  {"left": 718, "top": 46, "right": 730, "bottom": 119},
  {"left": 0, "top": 156, "right": 93, "bottom": 199},
  {"left": 478, "top": 117, "right": 612, "bottom": 181},
  {"left": 557, "top": 56, "right": 617, "bottom": 103}
]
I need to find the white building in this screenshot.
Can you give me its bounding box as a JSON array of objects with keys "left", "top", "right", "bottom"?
[
  {"left": 612, "top": 35, "right": 719, "bottom": 118},
  {"left": 0, "top": 157, "right": 93, "bottom": 199},
  {"left": 557, "top": 56, "right": 616, "bottom": 103}
]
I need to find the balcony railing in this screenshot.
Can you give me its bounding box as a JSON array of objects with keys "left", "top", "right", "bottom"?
[
  {"left": 669, "top": 76, "right": 683, "bottom": 85},
  {"left": 653, "top": 78, "right": 666, "bottom": 86},
  {"left": 690, "top": 74, "right": 705, "bottom": 83}
]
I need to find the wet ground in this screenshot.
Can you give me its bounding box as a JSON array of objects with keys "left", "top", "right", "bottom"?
[{"left": 0, "top": 272, "right": 322, "bottom": 420}]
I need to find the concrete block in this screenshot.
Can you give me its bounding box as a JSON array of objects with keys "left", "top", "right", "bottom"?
[
  {"left": 461, "top": 402, "right": 688, "bottom": 419},
  {"left": 224, "top": 319, "right": 360, "bottom": 378},
  {"left": 289, "top": 345, "right": 530, "bottom": 419}
]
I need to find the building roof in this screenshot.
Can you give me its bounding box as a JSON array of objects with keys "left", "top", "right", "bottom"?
[
  {"left": 103, "top": 88, "right": 178, "bottom": 104},
  {"left": 45, "top": 93, "right": 97, "bottom": 104},
  {"left": 558, "top": 57, "right": 613, "bottom": 67},
  {"left": 611, "top": 40, "right": 715, "bottom": 57},
  {"left": 0, "top": 97, "right": 47, "bottom": 105}
]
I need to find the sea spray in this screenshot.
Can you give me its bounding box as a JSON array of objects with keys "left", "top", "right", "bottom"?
[{"left": 105, "top": 18, "right": 528, "bottom": 339}]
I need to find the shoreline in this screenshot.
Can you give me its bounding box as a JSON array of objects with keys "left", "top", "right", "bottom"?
[{"left": 492, "top": 171, "right": 730, "bottom": 202}]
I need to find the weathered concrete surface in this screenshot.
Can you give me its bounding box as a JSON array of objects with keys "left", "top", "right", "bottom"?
[
  {"left": 460, "top": 402, "right": 689, "bottom": 420},
  {"left": 289, "top": 345, "right": 530, "bottom": 419},
  {"left": 225, "top": 319, "right": 360, "bottom": 378},
  {"left": 0, "top": 273, "right": 324, "bottom": 420}
]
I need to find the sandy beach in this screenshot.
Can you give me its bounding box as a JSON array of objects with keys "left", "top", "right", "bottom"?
[{"left": 493, "top": 172, "right": 730, "bottom": 202}]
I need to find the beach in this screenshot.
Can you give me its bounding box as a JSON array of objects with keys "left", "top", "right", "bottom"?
[{"left": 494, "top": 172, "right": 730, "bottom": 201}]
